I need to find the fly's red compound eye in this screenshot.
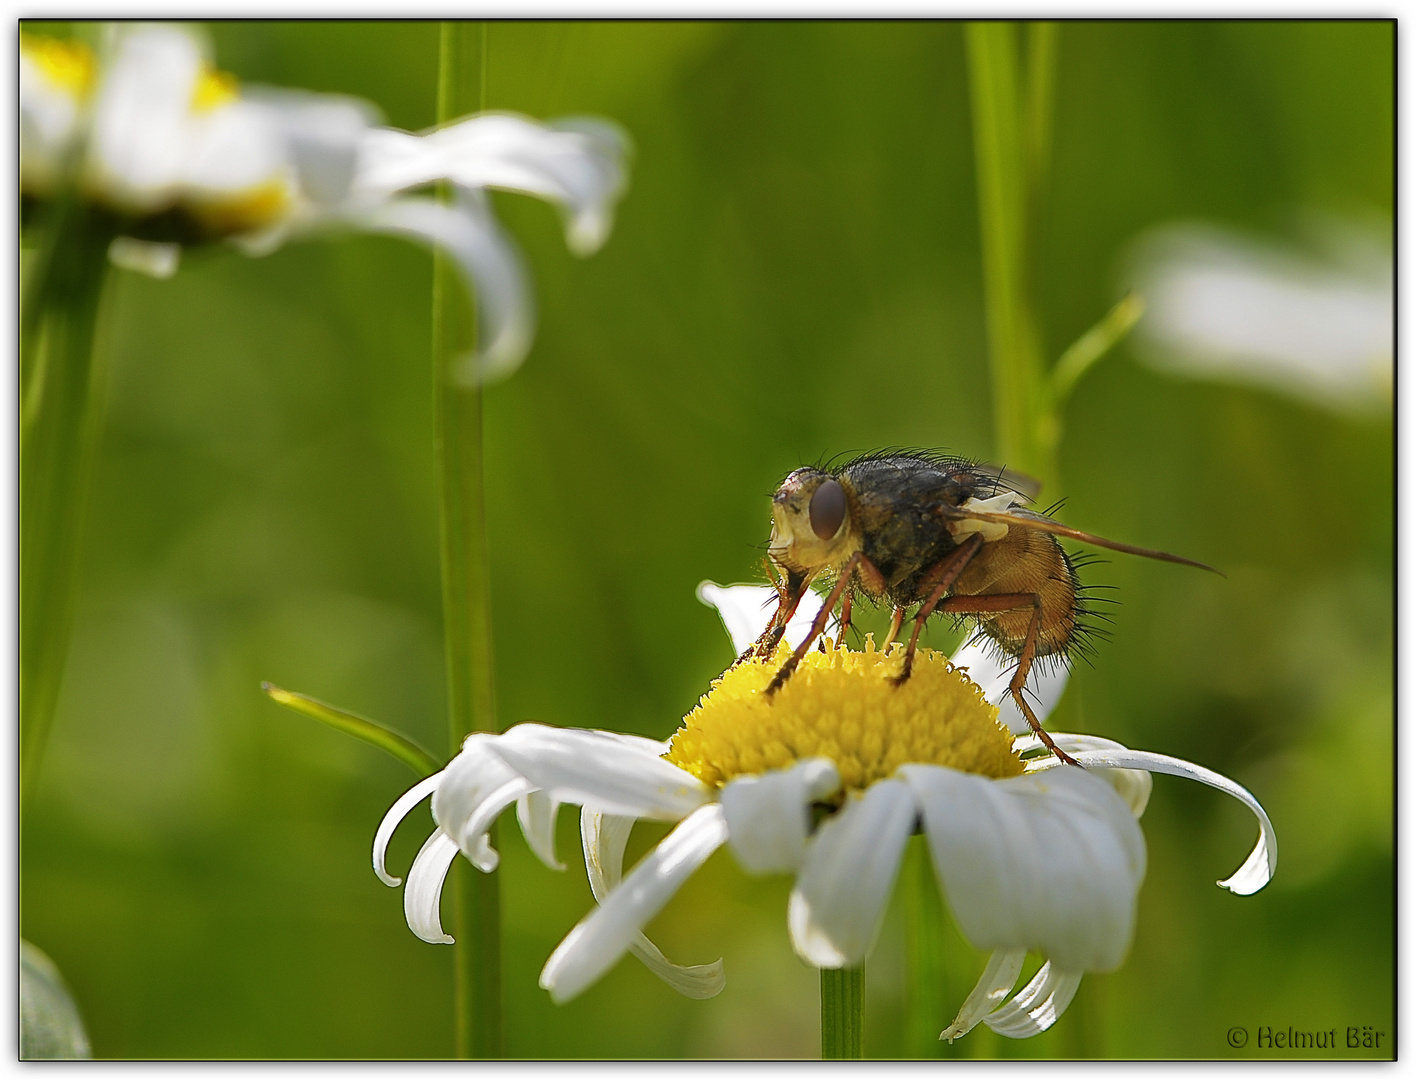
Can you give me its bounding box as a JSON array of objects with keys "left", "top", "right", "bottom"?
[{"left": 809, "top": 479, "right": 847, "bottom": 540}]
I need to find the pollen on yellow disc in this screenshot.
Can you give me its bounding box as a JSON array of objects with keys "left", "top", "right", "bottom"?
[
  {"left": 22, "top": 34, "right": 95, "bottom": 97},
  {"left": 665, "top": 637, "right": 1024, "bottom": 791},
  {"left": 191, "top": 66, "right": 240, "bottom": 112}
]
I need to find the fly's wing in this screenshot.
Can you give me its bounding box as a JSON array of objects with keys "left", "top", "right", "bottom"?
[{"left": 939, "top": 503, "right": 1223, "bottom": 574}]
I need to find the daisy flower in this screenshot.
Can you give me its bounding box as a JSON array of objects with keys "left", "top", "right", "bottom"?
[
  {"left": 20, "top": 23, "right": 628, "bottom": 381},
  {"left": 374, "top": 583, "right": 1275, "bottom": 1040}
]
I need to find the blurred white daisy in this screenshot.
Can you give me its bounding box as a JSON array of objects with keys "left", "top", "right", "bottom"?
[
  {"left": 20, "top": 24, "right": 628, "bottom": 382},
  {"left": 1128, "top": 219, "right": 1391, "bottom": 414},
  {"left": 374, "top": 583, "right": 1275, "bottom": 1040}
]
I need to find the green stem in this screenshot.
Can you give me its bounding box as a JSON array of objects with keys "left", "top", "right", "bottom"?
[
  {"left": 965, "top": 21, "right": 1057, "bottom": 492},
  {"left": 901, "top": 838, "right": 946, "bottom": 1058},
  {"left": 434, "top": 20, "right": 502, "bottom": 1061},
  {"left": 20, "top": 200, "right": 113, "bottom": 807},
  {"left": 821, "top": 964, "right": 865, "bottom": 1059}
]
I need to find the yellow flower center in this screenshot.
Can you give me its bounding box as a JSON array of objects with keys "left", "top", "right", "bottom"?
[
  {"left": 186, "top": 178, "right": 293, "bottom": 235},
  {"left": 22, "top": 34, "right": 95, "bottom": 98},
  {"left": 191, "top": 65, "right": 240, "bottom": 113},
  {"left": 665, "top": 637, "right": 1023, "bottom": 792}
]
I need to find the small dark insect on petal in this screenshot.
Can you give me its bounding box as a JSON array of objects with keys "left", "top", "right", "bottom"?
[{"left": 809, "top": 479, "right": 847, "bottom": 540}]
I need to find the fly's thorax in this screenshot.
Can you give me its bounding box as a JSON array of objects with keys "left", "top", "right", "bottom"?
[{"left": 768, "top": 467, "right": 861, "bottom": 574}]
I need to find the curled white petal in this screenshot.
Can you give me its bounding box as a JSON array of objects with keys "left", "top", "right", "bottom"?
[
  {"left": 982, "top": 961, "right": 1084, "bottom": 1039},
  {"left": 494, "top": 723, "right": 709, "bottom": 822},
  {"left": 1041, "top": 748, "right": 1277, "bottom": 895},
  {"left": 902, "top": 764, "right": 1144, "bottom": 972},
  {"left": 403, "top": 829, "right": 459, "bottom": 944},
  {"left": 721, "top": 758, "right": 841, "bottom": 874},
  {"left": 354, "top": 112, "right": 628, "bottom": 256},
  {"left": 360, "top": 193, "right": 533, "bottom": 385},
  {"left": 517, "top": 789, "right": 564, "bottom": 871},
  {"left": 949, "top": 637, "right": 1070, "bottom": 734},
  {"left": 696, "top": 581, "right": 840, "bottom": 657},
  {"left": 372, "top": 771, "right": 445, "bottom": 887},
  {"left": 430, "top": 733, "right": 532, "bottom": 869},
  {"left": 1019, "top": 732, "right": 1153, "bottom": 817},
  {"left": 541, "top": 804, "right": 729, "bottom": 1003},
  {"left": 581, "top": 809, "right": 725, "bottom": 1000},
  {"left": 107, "top": 237, "right": 181, "bottom": 279},
  {"left": 940, "top": 947, "right": 1027, "bottom": 1042},
  {"left": 787, "top": 779, "right": 917, "bottom": 968}
]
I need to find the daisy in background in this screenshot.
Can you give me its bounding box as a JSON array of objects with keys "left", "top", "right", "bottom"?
[
  {"left": 20, "top": 22, "right": 628, "bottom": 382},
  {"left": 375, "top": 582, "right": 1275, "bottom": 1042}
]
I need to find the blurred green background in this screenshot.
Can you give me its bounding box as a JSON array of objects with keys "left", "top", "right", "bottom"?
[{"left": 21, "top": 20, "right": 1392, "bottom": 1059}]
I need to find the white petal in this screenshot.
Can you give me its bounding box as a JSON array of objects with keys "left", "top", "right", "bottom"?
[
  {"left": 107, "top": 237, "right": 181, "bottom": 279},
  {"left": 361, "top": 193, "right": 533, "bottom": 384},
  {"left": 580, "top": 809, "right": 725, "bottom": 1000},
  {"left": 982, "top": 961, "right": 1084, "bottom": 1039},
  {"left": 20, "top": 47, "right": 83, "bottom": 193},
  {"left": 720, "top": 758, "right": 840, "bottom": 874},
  {"left": 87, "top": 24, "right": 205, "bottom": 210},
  {"left": 541, "top": 804, "right": 729, "bottom": 1003},
  {"left": 1038, "top": 748, "right": 1277, "bottom": 895},
  {"left": 949, "top": 637, "right": 1070, "bottom": 734},
  {"left": 516, "top": 789, "right": 564, "bottom": 871},
  {"left": 1131, "top": 222, "right": 1392, "bottom": 413},
  {"left": 180, "top": 100, "right": 288, "bottom": 200},
  {"left": 940, "top": 947, "right": 1027, "bottom": 1042},
  {"left": 430, "top": 734, "right": 528, "bottom": 869},
  {"left": 372, "top": 771, "right": 445, "bottom": 887},
  {"left": 354, "top": 112, "right": 628, "bottom": 256},
  {"left": 695, "top": 581, "right": 840, "bottom": 658},
  {"left": 403, "top": 829, "right": 459, "bottom": 944},
  {"left": 902, "top": 764, "right": 1144, "bottom": 972},
  {"left": 1019, "top": 732, "right": 1153, "bottom": 817},
  {"left": 493, "top": 723, "right": 708, "bottom": 822},
  {"left": 787, "top": 779, "right": 917, "bottom": 967},
  {"left": 246, "top": 88, "right": 379, "bottom": 207}
]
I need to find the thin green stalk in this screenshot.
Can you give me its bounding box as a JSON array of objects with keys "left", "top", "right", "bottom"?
[
  {"left": 20, "top": 200, "right": 114, "bottom": 807},
  {"left": 433, "top": 20, "right": 502, "bottom": 1060},
  {"left": 261, "top": 683, "right": 440, "bottom": 776},
  {"left": 901, "top": 838, "right": 947, "bottom": 1058},
  {"left": 821, "top": 964, "right": 865, "bottom": 1059}
]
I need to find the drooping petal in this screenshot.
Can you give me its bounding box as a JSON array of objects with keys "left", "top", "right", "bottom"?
[
  {"left": 107, "top": 237, "right": 181, "bottom": 279},
  {"left": 430, "top": 733, "right": 528, "bottom": 869},
  {"left": 360, "top": 192, "right": 533, "bottom": 384},
  {"left": 372, "top": 771, "right": 445, "bottom": 886},
  {"left": 720, "top": 758, "right": 841, "bottom": 874},
  {"left": 246, "top": 88, "right": 380, "bottom": 208},
  {"left": 517, "top": 789, "right": 564, "bottom": 871},
  {"left": 403, "top": 829, "right": 460, "bottom": 944},
  {"left": 940, "top": 947, "right": 1027, "bottom": 1042},
  {"left": 902, "top": 764, "right": 1145, "bottom": 972},
  {"left": 541, "top": 804, "right": 730, "bottom": 1003},
  {"left": 1018, "top": 731, "right": 1153, "bottom": 816},
  {"left": 86, "top": 24, "right": 205, "bottom": 212},
  {"left": 696, "top": 581, "right": 840, "bottom": 657},
  {"left": 982, "top": 961, "right": 1084, "bottom": 1039},
  {"left": 1039, "top": 748, "right": 1277, "bottom": 895},
  {"left": 787, "top": 778, "right": 918, "bottom": 968},
  {"left": 581, "top": 809, "right": 726, "bottom": 1000},
  {"left": 949, "top": 637, "right": 1070, "bottom": 735},
  {"left": 493, "top": 723, "right": 709, "bottom": 822},
  {"left": 354, "top": 112, "right": 628, "bottom": 256}
]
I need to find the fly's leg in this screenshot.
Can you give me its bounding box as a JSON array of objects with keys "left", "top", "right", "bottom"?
[
  {"left": 928, "top": 592, "right": 1080, "bottom": 768},
  {"left": 837, "top": 591, "right": 853, "bottom": 645},
  {"left": 744, "top": 566, "right": 813, "bottom": 663},
  {"left": 766, "top": 553, "right": 864, "bottom": 695},
  {"left": 890, "top": 534, "right": 984, "bottom": 684}
]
